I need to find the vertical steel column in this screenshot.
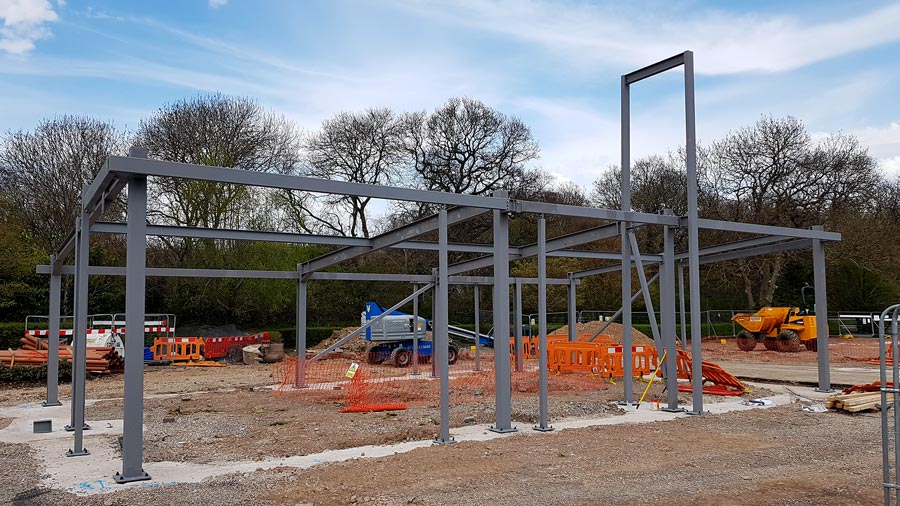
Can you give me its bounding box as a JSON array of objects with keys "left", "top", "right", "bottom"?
[
  {"left": 434, "top": 208, "right": 454, "bottom": 444},
  {"left": 473, "top": 284, "right": 480, "bottom": 371},
  {"left": 66, "top": 213, "right": 90, "bottom": 456},
  {"left": 114, "top": 175, "right": 150, "bottom": 482},
  {"left": 43, "top": 262, "right": 62, "bottom": 407},
  {"left": 295, "top": 274, "right": 308, "bottom": 388},
  {"left": 490, "top": 192, "right": 515, "bottom": 433},
  {"left": 412, "top": 284, "right": 420, "bottom": 376},
  {"left": 567, "top": 273, "right": 577, "bottom": 342},
  {"left": 514, "top": 279, "right": 523, "bottom": 372},
  {"left": 535, "top": 216, "right": 553, "bottom": 431},
  {"left": 684, "top": 51, "right": 704, "bottom": 415},
  {"left": 621, "top": 73, "right": 634, "bottom": 405},
  {"left": 812, "top": 227, "right": 832, "bottom": 392},
  {"left": 678, "top": 261, "right": 687, "bottom": 350},
  {"left": 661, "top": 214, "right": 681, "bottom": 411},
  {"left": 67, "top": 229, "right": 79, "bottom": 429}
]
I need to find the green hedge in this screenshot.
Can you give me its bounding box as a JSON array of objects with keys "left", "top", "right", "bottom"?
[
  {"left": 0, "top": 322, "right": 26, "bottom": 350},
  {"left": 0, "top": 359, "right": 72, "bottom": 384}
]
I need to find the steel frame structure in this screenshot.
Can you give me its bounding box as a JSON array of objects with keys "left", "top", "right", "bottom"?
[{"left": 34, "top": 51, "right": 840, "bottom": 482}]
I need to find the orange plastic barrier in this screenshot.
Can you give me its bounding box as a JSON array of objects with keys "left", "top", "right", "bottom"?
[
  {"left": 548, "top": 342, "right": 604, "bottom": 373},
  {"left": 152, "top": 337, "right": 204, "bottom": 362},
  {"left": 510, "top": 334, "right": 569, "bottom": 361}
]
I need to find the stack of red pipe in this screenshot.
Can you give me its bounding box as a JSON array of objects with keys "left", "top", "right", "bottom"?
[{"left": 0, "top": 334, "right": 124, "bottom": 374}]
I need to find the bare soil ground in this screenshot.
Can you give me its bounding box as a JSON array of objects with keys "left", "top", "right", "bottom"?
[
  {"left": 702, "top": 337, "right": 881, "bottom": 366},
  {"left": 0, "top": 353, "right": 882, "bottom": 505},
  {"left": 0, "top": 403, "right": 882, "bottom": 506}
]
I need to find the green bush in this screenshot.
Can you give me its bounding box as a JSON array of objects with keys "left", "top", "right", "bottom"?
[
  {"left": 0, "top": 358, "right": 72, "bottom": 384},
  {"left": 0, "top": 322, "right": 26, "bottom": 350}
]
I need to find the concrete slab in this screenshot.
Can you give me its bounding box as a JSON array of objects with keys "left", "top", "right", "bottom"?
[{"left": 2, "top": 390, "right": 801, "bottom": 496}]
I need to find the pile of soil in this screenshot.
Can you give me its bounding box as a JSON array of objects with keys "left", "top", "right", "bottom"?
[{"left": 551, "top": 321, "right": 654, "bottom": 345}]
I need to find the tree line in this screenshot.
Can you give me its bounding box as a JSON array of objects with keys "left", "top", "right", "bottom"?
[{"left": 0, "top": 94, "right": 896, "bottom": 331}]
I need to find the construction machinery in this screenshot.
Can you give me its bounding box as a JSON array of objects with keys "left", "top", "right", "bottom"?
[
  {"left": 732, "top": 286, "right": 819, "bottom": 352},
  {"left": 362, "top": 302, "right": 493, "bottom": 367}
]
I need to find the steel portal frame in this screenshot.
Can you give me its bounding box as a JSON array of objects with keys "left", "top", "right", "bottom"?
[{"left": 36, "top": 51, "right": 840, "bottom": 482}]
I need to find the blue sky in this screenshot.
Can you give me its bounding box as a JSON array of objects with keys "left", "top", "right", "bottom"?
[{"left": 2, "top": 0, "right": 900, "bottom": 186}]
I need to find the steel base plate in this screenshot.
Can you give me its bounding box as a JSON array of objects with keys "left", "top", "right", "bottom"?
[{"left": 113, "top": 470, "right": 151, "bottom": 484}]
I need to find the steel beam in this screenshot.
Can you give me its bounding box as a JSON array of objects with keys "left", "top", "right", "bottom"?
[
  {"left": 535, "top": 216, "right": 553, "bottom": 431},
  {"left": 567, "top": 274, "right": 576, "bottom": 342},
  {"left": 449, "top": 223, "right": 620, "bottom": 275},
  {"left": 696, "top": 218, "right": 841, "bottom": 241},
  {"left": 812, "top": 226, "right": 832, "bottom": 392},
  {"left": 514, "top": 279, "right": 523, "bottom": 372},
  {"left": 108, "top": 156, "right": 509, "bottom": 210},
  {"left": 698, "top": 239, "right": 811, "bottom": 265},
  {"left": 624, "top": 52, "right": 686, "bottom": 84},
  {"left": 301, "top": 206, "right": 486, "bottom": 274},
  {"left": 434, "top": 208, "right": 454, "bottom": 444},
  {"left": 514, "top": 201, "right": 679, "bottom": 226},
  {"left": 43, "top": 266, "right": 62, "bottom": 407},
  {"left": 65, "top": 214, "right": 90, "bottom": 456},
  {"left": 684, "top": 51, "right": 704, "bottom": 415},
  {"left": 661, "top": 213, "right": 681, "bottom": 411},
  {"left": 114, "top": 175, "right": 150, "bottom": 482},
  {"left": 295, "top": 276, "right": 308, "bottom": 388},
  {"left": 490, "top": 195, "right": 515, "bottom": 433},
  {"left": 628, "top": 232, "right": 661, "bottom": 350},
  {"left": 473, "top": 284, "right": 480, "bottom": 371},
  {"left": 678, "top": 261, "right": 687, "bottom": 349},
  {"left": 621, "top": 70, "right": 634, "bottom": 406}
]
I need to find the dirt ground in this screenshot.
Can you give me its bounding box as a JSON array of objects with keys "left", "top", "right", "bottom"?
[{"left": 0, "top": 359, "right": 885, "bottom": 505}]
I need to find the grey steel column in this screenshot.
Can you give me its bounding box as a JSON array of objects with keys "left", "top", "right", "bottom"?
[
  {"left": 534, "top": 216, "right": 553, "bottom": 431},
  {"left": 295, "top": 275, "right": 308, "bottom": 388},
  {"left": 621, "top": 73, "right": 634, "bottom": 405},
  {"left": 812, "top": 226, "right": 832, "bottom": 392},
  {"left": 567, "top": 273, "right": 577, "bottom": 342},
  {"left": 514, "top": 279, "right": 523, "bottom": 372},
  {"left": 684, "top": 51, "right": 704, "bottom": 415},
  {"left": 66, "top": 214, "right": 90, "bottom": 456},
  {"left": 412, "top": 284, "right": 420, "bottom": 376},
  {"left": 628, "top": 231, "right": 661, "bottom": 349},
  {"left": 678, "top": 261, "right": 687, "bottom": 350},
  {"left": 473, "top": 284, "right": 480, "bottom": 371},
  {"left": 114, "top": 175, "right": 150, "bottom": 482},
  {"left": 661, "top": 214, "right": 681, "bottom": 411},
  {"left": 43, "top": 263, "right": 62, "bottom": 407},
  {"left": 490, "top": 192, "right": 515, "bottom": 433},
  {"left": 434, "top": 208, "right": 454, "bottom": 444}
]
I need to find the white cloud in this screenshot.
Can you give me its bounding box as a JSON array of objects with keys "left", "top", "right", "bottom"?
[
  {"left": 208, "top": 0, "right": 227, "bottom": 8},
  {"left": 392, "top": 0, "right": 900, "bottom": 75},
  {"left": 881, "top": 155, "right": 900, "bottom": 176},
  {"left": 849, "top": 122, "right": 900, "bottom": 160},
  {"left": 0, "top": 0, "right": 59, "bottom": 55}
]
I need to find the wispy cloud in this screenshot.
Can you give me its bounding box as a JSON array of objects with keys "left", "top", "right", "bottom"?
[
  {"left": 392, "top": 0, "right": 900, "bottom": 75},
  {"left": 0, "top": 0, "right": 60, "bottom": 55},
  {"left": 208, "top": 0, "right": 227, "bottom": 8}
]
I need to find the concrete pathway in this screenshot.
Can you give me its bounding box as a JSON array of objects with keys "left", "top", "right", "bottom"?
[
  {"left": 716, "top": 360, "right": 881, "bottom": 387},
  {"left": 0, "top": 385, "right": 812, "bottom": 496}
]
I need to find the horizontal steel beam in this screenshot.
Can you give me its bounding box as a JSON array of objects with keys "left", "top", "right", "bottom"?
[
  {"left": 91, "top": 222, "right": 496, "bottom": 253},
  {"left": 674, "top": 235, "right": 785, "bottom": 261},
  {"left": 108, "top": 156, "right": 509, "bottom": 210},
  {"left": 549, "top": 250, "right": 662, "bottom": 262},
  {"left": 696, "top": 218, "right": 841, "bottom": 241},
  {"left": 449, "top": 222, "right": 621, "bottom": 275},
  {"left": 514, "top": 201, "right": 679, "bottom": 226},
  {"left": 624, "top": 52, "right": 687, "bottom": 84},
  {"left": 698, "top": 238, "right": 811, "bottom": 264},
  {"left": 36, "top": 265, "right": 578, "bottom": 285},
  {"left": 301, "top": 206, "right": 486, "bottom": 274}
]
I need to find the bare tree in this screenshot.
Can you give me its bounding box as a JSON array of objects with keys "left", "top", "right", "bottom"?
[
  {"left": 404, "top": 97, "right": 540, "bottom": 196},
  {"left": 0, "top": 115, "right": 125, "bottom": 251},
  {"left": 705, "top": 116, "right": 878, "bottom": 307},
  {"left": 296, "top": 108, "right": 405, "bottom": 237},
  {"left": 134, "top": 94, "right": 301, "bottom": 235},
  {"left": 591, "top": 155, "right": 688, "bottom": 215}
]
